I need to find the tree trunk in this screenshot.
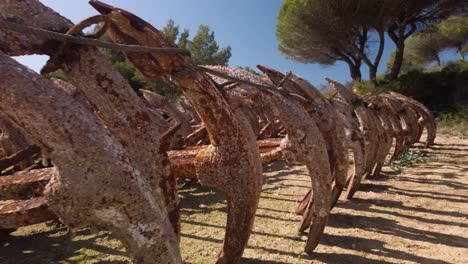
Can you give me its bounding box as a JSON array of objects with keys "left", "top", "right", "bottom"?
[
  {"left": 348, "top": 63, "right": 362, "bottom": 81},
  {"left": 369, "top": 29, "right": 386, "bottom": 85},
  {"left": 387, "top": 26, "right": 406, "bottom": 81},
  {"left": 369, "top": 66, "right": 378, "bottom": 85},
  {"left": 436, "top": 55, "right": 441, "bottom": 67}
]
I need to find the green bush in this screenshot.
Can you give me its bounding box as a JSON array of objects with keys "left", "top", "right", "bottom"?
[
  {"left": 352, "top": 80, "right": 381, "bottom": 95},
  {"left": 389, "top": 150, "right": 425, "bottom": 171},
  {"left": 351, "top": 60, "right": 468, "bottom": 112}
]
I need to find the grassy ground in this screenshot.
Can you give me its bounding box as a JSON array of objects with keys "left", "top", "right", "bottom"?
[
  {"left": 436, "top": 112, "right": 468, "bottom": 139},
  {"left": 1, "top": 134, "right": 467, "bottom": 263}
]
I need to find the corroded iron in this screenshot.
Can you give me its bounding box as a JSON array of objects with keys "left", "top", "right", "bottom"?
[
  {"left": 326, "top": 79, "right": 380, "bottom": 195},
  {"left": 88, "top": 2, "right": 263, "bottom": 263},
  {"left": 0, "top": 168, "right": 53, "bottom": 200},
  {"left": 206, "top": 65, "right": 333, "bottom": 254},
  {"left": 0, "top": 145, "right": 41, "bottom": 173},
  {"left": 0, "top": 197, "right": 57, "bottom": 230},
  {"left": 0, "top": 1, "right": 438, "bottom": 262},
  {"left": 388, "top": 92, "right": 437, "bottom": 147}
]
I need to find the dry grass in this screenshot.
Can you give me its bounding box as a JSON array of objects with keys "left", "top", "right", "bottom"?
[
  {"left": 1, "top": 135, "right": 467, "bottom": 264},
  {"left": 436, "top": 112, "right": 468, "bottom": 139}
]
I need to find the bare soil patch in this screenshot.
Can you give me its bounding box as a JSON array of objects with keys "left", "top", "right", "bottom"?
[{"left": 1, "top": 135, "right": 467, "bottom": 263}]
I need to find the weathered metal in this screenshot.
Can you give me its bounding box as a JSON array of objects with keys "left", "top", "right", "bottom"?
[
  {"left": 326, "top": 79, "right": 379, "bottom": 193},
  {"left": 371, "top": 97, "right": 406, "bottom": 161},
  {"left": 259, "top": 66, "right": 349, "bottom": 208},
  {"left": 169, "top": 139, "right": 284, "bottom": 180},
  {"left": 142, "top": 89, "right": 193, "bottom": 148},
  {"left": 0, "top": 113, "right": 37, "bottom": 171},
  {"left": 388, "top": 92, "right": 437, "bottom": 147},
  {"left": 0, "top": 197, "right": 57, "bottom": 231},
  {"left": 329, "top": 99, "right": 367, "bottom": 199},
  {"left": 365, "top": 101, "right": 392, "bottom": 177},
  {"left": 89, "top": 2, "right": 263, "bottom": 263},
  {"left": 0, "top": 1, "right": 182, "bottom": 262},
  {"left": 380, "top": 94, "right": 419, "bottom": 150},
  {"left": 0, "top": 168, "right": 53, "bottom": 200},
  {"left": 0, "top": 1, "right": 438, "bottom": 262},
  {"left": 0, "top": 145, "right": 41, "bottom": 173},
  {"left": 206, "top": 66, "right": 333, "bottom": 254}
]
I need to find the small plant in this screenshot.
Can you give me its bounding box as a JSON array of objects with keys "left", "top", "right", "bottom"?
[
  {"left": 176, "top": 180, "right": 186, "bottom": 190},
  {"left": 390, "top": 150, "right": 425, "bottom": 171}
]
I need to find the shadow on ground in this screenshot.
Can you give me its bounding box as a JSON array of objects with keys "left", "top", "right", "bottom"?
[{"left": 1, "top": 139, "right": 466, "bottom": 263}]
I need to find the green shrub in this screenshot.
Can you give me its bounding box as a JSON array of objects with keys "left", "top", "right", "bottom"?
[
  {"left": 381, "top": 60, "right": 468, "bottom": 112},
  {"left": 353, "top": 80, "right": 380, "bottom": 95},
  {"left": 390, "top": 150, "right": 425, "bottom": 171}
]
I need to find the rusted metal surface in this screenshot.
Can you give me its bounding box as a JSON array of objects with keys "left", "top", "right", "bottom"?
[
  {"left": 258, "top": 67, "right": 350, "bottom": 249},
  {"left": 142, "top": 89, "right": 193, "bottom": 148},
  {"left": 184, "top": 125, "right": 209, "bottom": 146},
  {"left": 0, "top": 1, "right": 182, "bottom": 262},
  {"left": 90, "top": 2, "right": 263, "bottom": 263},
  {"left": 388, "top": 92, "right": 437, "bottom": 147},
  {"left": 169, "top": 138, "right": 284, "bottom": 179},
  {"left": 372, "top": 97, "right": 406, "bottom": 161},
  {"left": 0, "top": 168, "right": 53, "bottom": 200},
  {"left": 0, "top": 113, "right": 37, "bottom": 171},
  {"left": 205, "top": 65, "right": 333, "bottom": 255},
  {"left": 0, "top": 145, "right": 41, "bottom": 173},
  {"left": 0, "top": 1, "right": 438, "bottom": 261},
  {"left": 380, "top": 94, "right": 420, "bottom": 149},
  {"left": 0, "top": 197, "right": 57, "bottom": 230},
  {"left": 328, "top": 99, "right": 367, "bottom": 199},
  {"left": 327, "top": 79, "right": 380, "bottom": 197},
  {"left": 366, "top": 102, "right": 392, "bottom": 178},
  {"left": 180, "top": 98, "right": 202, "bottom": 125},
  {"left": 259, "top": 68, "right": 349, "bottom": 204}
]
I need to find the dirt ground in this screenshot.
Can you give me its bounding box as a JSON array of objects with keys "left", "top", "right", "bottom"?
[{"left": 1, "top": 134, "right": 467, "bottom": 264}]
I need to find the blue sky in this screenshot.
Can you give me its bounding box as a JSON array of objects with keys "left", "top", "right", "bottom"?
[{"left": 15, "top": 0, "right": 460, "bottom": 88}]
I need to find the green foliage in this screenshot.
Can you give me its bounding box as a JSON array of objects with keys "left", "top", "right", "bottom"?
[
  {"left": 235, "top": 66, "right": 263, "bottom": 76},
  {"left": 356, "top": 60, "right": 468, "bottom": 114},
  {"left": 178, "top": 29, "right": 190, "bottom": 49},
  {"left": 44, "top": 69, "right": 68, "bottom": 81},
  {"left": 387, "top": 61, "right": 468, "bottom": 112},
  {"left": 386, "top": 15, "right": 468, "bottom": 75},
  {"left": 437, "top": 15, "right": 468, "bottom": 59},
  {"left": 405, "top": 31, "right": 447, "bottom": 66},
  {"left": 276, "top": 0, "right": 341, "bottom": 65},
  {"left": 385, "top": 0, "right": 466, "bottom": 80},
  {"left": 276, "top": 0, "right": 386, "bottom": 62},
  {"left": 188, "top": 25, "right": 231, "bottom": 66},
  {"left": 276, "top": 0, "right": 406, "bottom": 82},
  {"left": 163, "top": 22, "right": 232, "bottom": 65},
  {"left": 390, "top": 150, "right": 425, "bottom": 171},
  {"left": 277, "top": 0, "right": 464, "bottom": 81},
  {"left": 162, "top": 19, "right": 179, "bottom": 43},
  {"left": 352, "top": 81, "right": 383, "bottom": 96}
]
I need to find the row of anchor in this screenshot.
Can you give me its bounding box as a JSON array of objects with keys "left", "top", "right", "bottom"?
[{"left": 0, "top": 0, "right": 436, "bottom": 263}]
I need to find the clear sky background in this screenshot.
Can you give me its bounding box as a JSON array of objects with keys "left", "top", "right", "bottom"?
[{"left": 15, "top": 0, "right": 459, "bottom": 88}]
